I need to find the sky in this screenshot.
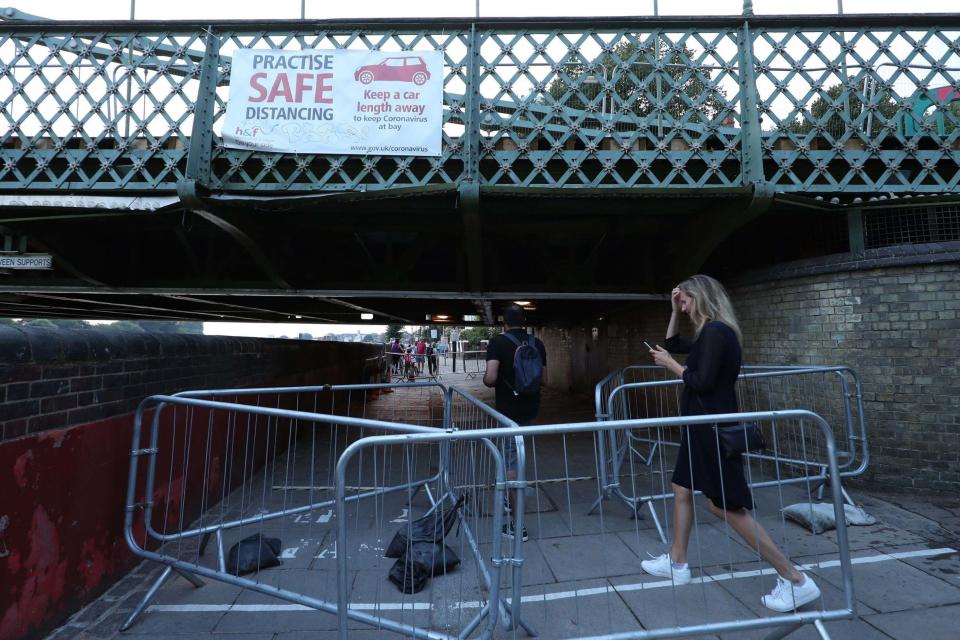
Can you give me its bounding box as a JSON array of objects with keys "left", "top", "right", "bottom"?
[
  {"left": 22, "top": 0, "right": 957, "bottom": 337},
  {"left": 22, "top": 0, "right": 960, "bottom": 20},
  {"left": 202, "top": 321, "right": 387, "bottom": 338}
]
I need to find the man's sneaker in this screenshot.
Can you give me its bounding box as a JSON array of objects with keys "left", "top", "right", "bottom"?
[
  {"left": 502, "top": 521, "right": 529, "bottom": 542},
  {"left": 762, "top": 575, "right": 821, "bottom": 612},
  {"left": 640, "top": 553, "right": 691, "bottom": 585}
]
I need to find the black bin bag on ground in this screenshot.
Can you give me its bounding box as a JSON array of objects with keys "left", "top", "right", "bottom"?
[
  {"left": 225, "top": 534, "right": 282, "bottom": 576},
  {"left": 388, "top": 556, "right": 431, "bottom": 594},
  {"left": 406, "top": 541, "right": 460, "bottom": 574},
  {"left": 387, "top": 543, "right": 460, "bottom": 594},
  {"left": 384, "top": 495, "right": 465, "bottom": 558}
]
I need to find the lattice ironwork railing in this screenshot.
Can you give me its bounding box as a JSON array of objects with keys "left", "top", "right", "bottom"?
[
  {"left": 756, "top": 24, "right": 960, "bottom": 193},
  {"left": 0, "top": 16, "right": 957, "bottom": 194}
]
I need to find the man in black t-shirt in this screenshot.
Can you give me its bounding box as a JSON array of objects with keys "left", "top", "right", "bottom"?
[{"left": 483, "top": 304, "right": 547, "bottom": 541}]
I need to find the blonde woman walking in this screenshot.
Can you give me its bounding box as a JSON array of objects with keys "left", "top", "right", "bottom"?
[{"left": 641, "top": 274, "right": 821, "bottom": 612}]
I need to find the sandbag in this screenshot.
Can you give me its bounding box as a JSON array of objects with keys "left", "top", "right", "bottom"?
[
  {"left": 782, "top": 502, "right": 877, "bottom": 534},
  {"left": 225, "top": 534, "right": 282, "bottom": 575}
]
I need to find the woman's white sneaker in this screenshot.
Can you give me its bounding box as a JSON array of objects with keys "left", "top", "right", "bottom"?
[
  {"left": 640, "top": 553, "right": 691, "bottom": 585},
  {"left": 762, "top": 575, "right": 821, "bottom": 612}
]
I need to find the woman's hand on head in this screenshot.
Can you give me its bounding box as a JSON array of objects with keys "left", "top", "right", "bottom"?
[{"left": 671, "top": 287, "right": 682, "bottom": 313}]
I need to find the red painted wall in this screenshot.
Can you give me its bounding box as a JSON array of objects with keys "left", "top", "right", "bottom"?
[
  {"left": 0, "top": 330, "right": 383, "bottom": 640},
  {"left": 1, "top": 414, "right": 138, "bottom": 640}
]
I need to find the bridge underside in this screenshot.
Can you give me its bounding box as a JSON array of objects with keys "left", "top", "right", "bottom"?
[{"left": 0, "top": 185, "right": 915, "bottom": 325}]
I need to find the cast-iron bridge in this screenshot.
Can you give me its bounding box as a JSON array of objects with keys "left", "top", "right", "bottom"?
[{"left": 0, "top": 7, "right": 958, "bottom": 324}]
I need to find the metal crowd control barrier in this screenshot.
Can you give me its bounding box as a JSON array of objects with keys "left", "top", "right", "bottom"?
[
  {"left": 335, "top": 420, "right": 509, "bottom": 640},
  {"left": 446, "top": 386, "right": 534, "bottom": 637},
  {"left": 357, "top": 411, "right": 854, "bottom": 640},
  {"left": 123, "top": 380, "right": 856, "bottom": 639},
  {"left": 592, "top": 365, "right": 869, "bottom": 543},
  {"left": 441, "top": 349, "right": 488, "bottom": 381},
  {"left": 121, "top": 382, "right": 465, "bottom": 636}
]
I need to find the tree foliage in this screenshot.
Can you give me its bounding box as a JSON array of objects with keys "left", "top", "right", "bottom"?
[
  {"left": 23, "top": 318, "right": 57, "bottom": 328},
  {"left": 48, "top": 319, "right": 91, "bottom": 329},
  {"left": 107, "top": 321, "right": 145, "bottom": 332},
  {"left": 131, "top": 320, "right": 202, "bottom": 334},
  {"left": 786, "top": 83, "right": 899, "bottom": 137},
  {"left": 459, "top": 326, "right": 500, "bottom": 350},
  {"left": 546, "top": 39, "right": 728, "bottom": 124},
  {"left": 385, "top": 324, "right": 404, "bottom": 340}
]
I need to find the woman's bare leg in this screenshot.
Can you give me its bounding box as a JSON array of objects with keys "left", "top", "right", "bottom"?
[
  {"left": 708, "top": 502, "right": 804, "bottom": 583},
  {"left": 670, "top": 483, "right": 694, "bottom": 563}
]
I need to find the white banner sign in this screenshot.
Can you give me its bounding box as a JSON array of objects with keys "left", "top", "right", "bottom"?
[{"left": 222, "top": 49, "right": 443, "bottom": 156}]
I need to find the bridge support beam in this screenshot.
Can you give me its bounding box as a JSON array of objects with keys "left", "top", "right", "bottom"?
[{"left": 672, "top": 183, "right": 775, "bottom": 279}]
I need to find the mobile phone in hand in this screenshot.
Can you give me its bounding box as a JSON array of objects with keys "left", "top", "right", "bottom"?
[{"left": 643, "top": 341, "right": 655, "bottom": 351}]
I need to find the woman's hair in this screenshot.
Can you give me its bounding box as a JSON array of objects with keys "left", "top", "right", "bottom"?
[{"left": 677, "top": 274, "right": 742, "bottom": 343}]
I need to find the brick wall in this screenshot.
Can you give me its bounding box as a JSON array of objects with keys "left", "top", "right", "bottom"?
[
  {"left": 0, "top": 328, "right": 382, "bottom": 640},
  {"left": 0, "top": 327, "right": 382, "bottom": 442},
  {"left": 538, "top": 246, "right": 959, "bottom": 495},
  {"left": 733, "top": 261, "right": 959, "bottom": 494}
]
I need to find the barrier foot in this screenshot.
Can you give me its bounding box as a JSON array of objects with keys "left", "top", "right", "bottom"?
[
  {"left": 840, "top": 485, "right": 858, "bottom": 508},
  {"left": 586, "top": 493, "right": 605, "bottom": 516},
  {"left": 499, "top": 596, "right": 538, "bottom": 637},
  {"left": 646, "top": 500, "right": 667, "bottom": 545},
  {"left": 175, "top": 566, "right": 206, "bottom": 588},
  {"left": 813, "top": 478, "right": 859, "bottom": 508},
  {"left": 813, "top": 619, "right": 833, "bottom": 640},
  {"left": 120, "top": 566, "right": 171, "bottom": 631}
]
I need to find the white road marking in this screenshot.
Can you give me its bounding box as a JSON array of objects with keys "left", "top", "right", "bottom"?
[
  {"left": 146, "top": 547, "right": 956, "bottom": 614},
  {"left": 293, "top": 509, "right": 333, "bottom": 524}
]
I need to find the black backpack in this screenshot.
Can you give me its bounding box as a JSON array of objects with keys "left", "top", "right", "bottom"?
[{"left": 501, "top": 332, "right": 543, "bottom": 396}]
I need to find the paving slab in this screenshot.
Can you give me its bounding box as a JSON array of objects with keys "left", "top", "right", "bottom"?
[
  {"left": 863, "top": 603, "right": 960, "bottom": 639},
  {"left": 813, "top": 556, "right": 960, "bottom": 613},
  {"left": 610, "top": 571, "right": 747, "bottom": 637},
  {"left": 538, "top": 532, "right": 639, "bottom": 582},
  {"left": 513, "top": 577, "right": 643, "bottom": 639},
  {"left": 886, "top": 545, "right": 960, "bottom": 588},
  {"left": 716, "top": 615, "right": 893, "bottom": 640}
]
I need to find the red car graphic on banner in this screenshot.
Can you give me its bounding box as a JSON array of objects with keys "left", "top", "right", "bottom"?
[{"left": 354, "top": 55, "right": 431, "bottom": 85}]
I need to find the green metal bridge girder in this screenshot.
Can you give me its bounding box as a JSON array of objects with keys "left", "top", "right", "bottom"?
[{"left": 0, "top": 13, "right": 957, "bottom": 198}]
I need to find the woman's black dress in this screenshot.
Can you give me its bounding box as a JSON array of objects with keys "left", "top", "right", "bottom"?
[{"left": 665, "top": 320, "right": 753, "bottom": 511}]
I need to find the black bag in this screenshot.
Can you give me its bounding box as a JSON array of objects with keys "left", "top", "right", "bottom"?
[
  {"left": 715, "top": 421, "right": 766, "bottom": 459},
  {"left": 387, "top": 543, "right": 460, "bottom": 594},
  {"left": 225, "top": 534, "right": 282, "bottom": 576},
  {"left": 388, "top": 556, "right": 431, "bottom": 594},
  {"left": 384, "top": 495, "right": 464, "bottom": 558},
  {"left": 406, "top": 541, "right": 460, "bottom": 574}
]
